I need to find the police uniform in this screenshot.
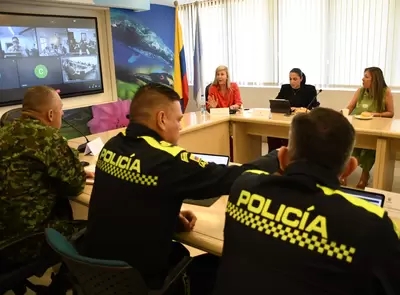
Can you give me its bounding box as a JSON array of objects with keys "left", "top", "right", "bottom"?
[
  {"left": 0, "top": 117, "right": 86, "bottom": 267},
  {"left": 214, "top": 161, "right": 400, "bottom": 295},
  {"left": 82, "top": 122, "right": 279, "bottom": 289}
]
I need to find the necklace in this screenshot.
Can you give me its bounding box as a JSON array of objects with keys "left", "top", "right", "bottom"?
[{"left": 292, "top": 88, "right": 301, "bottom": 96}]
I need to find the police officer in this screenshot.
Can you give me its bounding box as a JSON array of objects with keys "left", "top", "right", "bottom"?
[
  {"left": 82, "top": 83, "right": 280, "bottom": 294},
  {"left": 213, "top": 107, "right": 400, "bottom": 295},
  {"left": 0, "top": 86, "right": 91, "bottom": 270}
]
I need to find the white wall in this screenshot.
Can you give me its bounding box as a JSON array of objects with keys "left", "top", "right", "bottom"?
[{"left": 186, "top": 86, "right": 400, "bottom": 118}]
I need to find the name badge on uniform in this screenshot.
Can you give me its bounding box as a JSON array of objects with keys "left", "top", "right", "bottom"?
[{"left": 362, "top": 104, "right": 368, "bottom": 109}]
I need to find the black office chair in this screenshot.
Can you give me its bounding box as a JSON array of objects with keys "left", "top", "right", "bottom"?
[
  {"left": 45, "top": 228, "right": 193, "bottom": 295},
  {"left": 205, "top": 83, "right": 212, "bottom": 102},
  {"left": 0, "top": 107, "right": 22, "bottom": 127},
  {"left": 0, "top": 231, "right": 59, "bottom": 295}
]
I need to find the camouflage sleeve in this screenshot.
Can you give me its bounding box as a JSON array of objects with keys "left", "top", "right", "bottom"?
[{"left": 44, "top": 132, "right": 86, "bottom": 197}]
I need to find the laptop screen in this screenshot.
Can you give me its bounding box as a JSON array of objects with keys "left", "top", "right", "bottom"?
[
  {"left": 340, "top": 187, "right": 385, "bottom": 207},
  {"left": 191, "top": 153, "right": 230, "bottom": 166}
]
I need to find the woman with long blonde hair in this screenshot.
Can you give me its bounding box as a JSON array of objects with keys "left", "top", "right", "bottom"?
[
  {"left": 207, "top": 65, "right": 242, "bottom": 110},
  {"left": 342, "top": 67, "right": 394, "bottom": 188}
]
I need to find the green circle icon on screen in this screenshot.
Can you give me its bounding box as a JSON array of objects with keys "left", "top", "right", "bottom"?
[{"left": 34, "top": 65, "right": 48, "bottom": 79}]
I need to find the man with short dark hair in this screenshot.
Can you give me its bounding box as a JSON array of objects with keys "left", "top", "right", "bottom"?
[
  {"left": 6, "top": 36, "right": 26, "bottom": 56},
  {"left": 82, "top": 83, "right": 280, "bottom": 295},
  {"left": 213, "top": 107, "right": 400, "bottom": 295},
  {"left": 0, "top": 86, "right": 90, "bottom": 269},
  {"left": 288, "top": 107, "right": 355, "bottom": 175}
]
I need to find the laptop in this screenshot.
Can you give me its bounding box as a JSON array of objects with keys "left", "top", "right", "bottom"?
[
  {"left": 270, "top": 99, "right": 291, "bottom": 114},
  {"left": 183, "top": 153, "right": 230, "bottom": 207},
  {"left": 340, "top": 187, "right": 385, "bottom": 207}
]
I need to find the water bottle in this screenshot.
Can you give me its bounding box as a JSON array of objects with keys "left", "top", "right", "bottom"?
[{"left": 200, "top": 95, "right": 207, "bottom": 114}]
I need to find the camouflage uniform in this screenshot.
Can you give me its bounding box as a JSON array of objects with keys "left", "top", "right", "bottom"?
[{"left": 0, "top": 117, "right": 86, "bottom": 268}]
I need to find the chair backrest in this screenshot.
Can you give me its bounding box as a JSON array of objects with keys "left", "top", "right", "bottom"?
[
  {"left": 205, "top": 83, "right": 212, "bottom": 101},
  {"left": 0, "top": 108, "right": 22, "bottom": 127},
  {"left": 45, "top": 228, "right": 149, "bottom": 295}
]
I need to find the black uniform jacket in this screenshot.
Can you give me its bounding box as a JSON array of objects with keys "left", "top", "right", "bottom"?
[
  {"left": 214, "top": 161, "right": 400, "bottom": 295},
  {"left": 82, "top": 122, "right": 279, "bottom": 288}
]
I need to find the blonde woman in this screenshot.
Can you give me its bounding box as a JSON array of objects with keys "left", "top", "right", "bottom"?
[{"left": 207, "top": 65, "right": 242, "bottom": 110}]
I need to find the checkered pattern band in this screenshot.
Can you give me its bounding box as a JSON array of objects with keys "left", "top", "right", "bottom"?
[
  {"left": 227, "top": 202, "right": 356, "bottom": 263},
  {"left": 97, "top": 159, "right": 158, "bottom": 186}
]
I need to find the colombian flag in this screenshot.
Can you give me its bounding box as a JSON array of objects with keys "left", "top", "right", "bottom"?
[{"left": 174, "top": 5, "right": 189, "bottom": 112}]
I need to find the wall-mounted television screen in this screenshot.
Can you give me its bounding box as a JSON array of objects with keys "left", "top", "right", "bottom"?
[{"left": 0, "top": 13, "right": 104, "bottom": 107}]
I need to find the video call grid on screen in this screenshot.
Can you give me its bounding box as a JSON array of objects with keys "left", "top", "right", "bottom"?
[{"left": 0, "top": 13, "right": 103, "bottom": 105}]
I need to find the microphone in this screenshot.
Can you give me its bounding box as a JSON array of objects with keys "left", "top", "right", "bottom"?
[
  {"left": 62, "top": 118, "right": 90, "bottom": 153},
  {"left": 306, "top": 89, "right": 322, "bottom": 110}
]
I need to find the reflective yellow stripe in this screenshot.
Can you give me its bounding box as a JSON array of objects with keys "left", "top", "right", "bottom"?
[
  {"left": 244, "top": 169, "right": 269, "bottom": 175},
  {"left": 121, "top": 129, "right": 126, "bottom": 136},
  {"left": 317, "top": 184, "right": 385, "bottom": 218},
  {"left": 180, "top": 152, "right": 189, "bottom": 163},
  {"left": 138, "top": 136, "right": 184, "bottom": 157},
  {"left": 392, "top": 220, "right": 400, "bottom": 239}
]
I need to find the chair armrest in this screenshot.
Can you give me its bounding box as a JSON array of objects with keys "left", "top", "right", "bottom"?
[
  {"left": 70, "top": 227, "right": 86, "bottom": 243},
  {"left": 150, "top": 256, "right": 193, "bottom": 295}
]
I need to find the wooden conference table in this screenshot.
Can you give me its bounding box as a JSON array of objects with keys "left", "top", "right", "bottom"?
[
  {"left": 71, "top": 188, "right": 400, "bottom": 257},
  {"left": 68, "top": 112, "right": 231, "bottom": 157},
  {"left": 231, "top": 111, "right": 400, "bottom": 191},
  {"left": 69, "top": 110, "right": 400, "bottom": 191},
  {"left": 68, "top": 110, "right": 400, "bottom": 254},
  {"left": 178, "top": 190, "right": 400, "bottom": 256},
  {"left": 68, "top": 111, "right": 400, "bottom": 256}
]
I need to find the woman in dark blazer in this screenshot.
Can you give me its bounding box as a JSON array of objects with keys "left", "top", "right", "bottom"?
[{"left": 268, "top": 68, "right": 320, "bottom": 152}]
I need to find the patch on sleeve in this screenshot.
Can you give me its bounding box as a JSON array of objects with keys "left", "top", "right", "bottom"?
[{"left": 189, "top": 153, "right": 208, "bottom": 168}]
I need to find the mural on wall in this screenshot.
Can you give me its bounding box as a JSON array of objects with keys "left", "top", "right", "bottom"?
[
  {"left": 60, "top": 5, "right": 175, "bottom": 139},
  {"left": 111, "top": 6, "right": 175, "bottom": 99}
]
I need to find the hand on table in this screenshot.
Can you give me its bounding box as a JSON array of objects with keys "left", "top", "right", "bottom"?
[
  {"left": 230, "top": 104, "right": 240, "bottom": 110},
  {"left": 207, "top": 96, "right": 218, "bottom": 108},
  {"left": 85, "top": 171, "right": 95, "bottom": 184},
  {"left": 85, "top": 171, "right": 95, "bottom": 178},
  {"left": 178, "top": 210, "right": 197, "bottom": 232},
  {"left": 292, "top": 107, "right": 310, "bottom": 113},
  {"left": 85, "top": 171, "right": 95, "bottom": 185}
]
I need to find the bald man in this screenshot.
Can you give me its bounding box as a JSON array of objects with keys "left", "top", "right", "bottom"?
[{"left": 0, "top": 86, "right": 88, "bottom": 269}]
